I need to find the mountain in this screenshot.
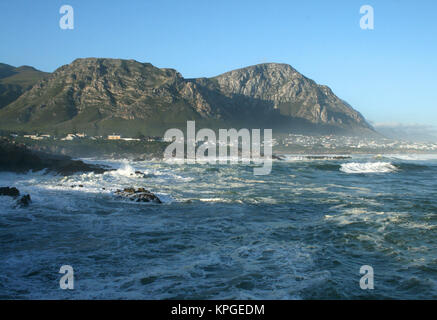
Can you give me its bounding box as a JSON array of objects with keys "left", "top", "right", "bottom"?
[
  {"left": 197, "top": 63, "right": 372, "bottom": 132},
  {"left": 0, "top": 58, "right": 375, "bottom": 136},
  {"left": 0, "top": 63, "right": 48, "bottom": 110}
]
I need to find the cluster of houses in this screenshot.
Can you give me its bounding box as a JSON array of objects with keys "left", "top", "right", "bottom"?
[
  {"left": 14, "top": 132, "right": 437, "bottom": 151},
  {"left": 23, "top": 134, "right": 52, "bottom": 140},
  {"left": 18, "top": 133, "right": 164, "bottom": 142}
]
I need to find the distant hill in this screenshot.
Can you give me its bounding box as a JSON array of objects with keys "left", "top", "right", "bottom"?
[
  {"left": 0, "top": 58, "right": 375, "bottom": 136},
  {"left": 374, "top": 123, "right": 437, "bottom": 143},
  {"left": 0, "top": 63, "right": 48, "bottom": 110}
]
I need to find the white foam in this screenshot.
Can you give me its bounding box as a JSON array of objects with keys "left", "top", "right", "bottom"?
[
  {"left": 281, "top": 155, "right": 307, "bottom": 161},
  {"left": 385, "top": 154, "right": 437, "bottom": 161},
  {"left": 340, "top": 162, "right": 398, "bottom": 174},
  {"left": 279, "top": 154, "right": 352, "bottom": 162},
  {"left": 108, "top": 163, "right": 136, "bottom": 177}
]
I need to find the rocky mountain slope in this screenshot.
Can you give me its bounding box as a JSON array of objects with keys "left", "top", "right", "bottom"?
[
  {"left": 0, "top": 63, "right": 48, "bottom": 110},
  {"left": 211, "top": 64, "right": 369, "bottom": 127},
  {"left": 0, "top": 58, "right": 374, "bottom": 136}
]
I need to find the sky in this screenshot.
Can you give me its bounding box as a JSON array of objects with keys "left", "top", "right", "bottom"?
[{"left": 1, "top": 0, "right": 436, "bottom": 128}]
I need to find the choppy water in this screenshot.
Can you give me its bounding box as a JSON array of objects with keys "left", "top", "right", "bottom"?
[{"left": 0, "top": 154, "right": 436, "bottom": 299}]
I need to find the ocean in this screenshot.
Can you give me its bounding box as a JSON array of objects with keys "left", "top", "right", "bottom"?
[{"left": 0, "top": 154, "right": 436, "bottom": 299}]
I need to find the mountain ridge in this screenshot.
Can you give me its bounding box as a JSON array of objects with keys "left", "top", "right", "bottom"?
[
  {"left": 0, "top": 63, "right": 48, "bottom": 110},
  {"left": 0, "top": 58, "right": 375, "bottom": 136}
]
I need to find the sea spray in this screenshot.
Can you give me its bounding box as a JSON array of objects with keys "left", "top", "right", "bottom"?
[{"left": 340, "top": 162, "right": 398, "bottom": 173}]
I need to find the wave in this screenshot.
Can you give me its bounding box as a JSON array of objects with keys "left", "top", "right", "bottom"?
[
  {"left": 396, "top": 162, "right": 435, "bottom": 171},
  {"left": 279, "top": 155, "right": 352, "bottom": 162},
  {"left": 109, "top": 163, "right": 137, "bottom": 177},
  {"left": 383, "top": 154, "right": 437, "bottom": 161},
  {"left": 340, "top": 162, "right": 398, "bottom": 174},
  {"left": 311, "top": 163, "right": 342, "bottom": 171}
]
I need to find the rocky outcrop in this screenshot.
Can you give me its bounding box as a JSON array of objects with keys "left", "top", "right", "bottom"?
[
  {"left": 0, "top": 138, "right": 107, "bottom": 175},
  {"left": 115, "top": 187, "right": 162, "bottom": 203},
  {"left": 272, "top": 154, "right": 286, "bottom": 161},
  {"left": 17, "top": 194, "right": 31, "bottom": 207},
  {"left": 0, "top": 186, "right": 20, "bottom": 197},
  {"left": 0, "top": 186, "right": 32, "bottom": 207}
]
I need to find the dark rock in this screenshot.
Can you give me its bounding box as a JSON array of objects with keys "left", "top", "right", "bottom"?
[
  {"left": 127, "top": 170, "right": 147, "bottom": 178},
  {"left": 115, "top": 187, "right": 161, "bottom": 204},
  {"left": 272, "top": 154, "right": 285, "bottom": 160},
  {"left": 123, "top": 187, "right": 136, "bottom": 194},
  {"left": 54, "top": 159, "right": 106, "bottom": 175},
  {"left": 17, "top": 194, "right": 31, "bottom": 207},
  {"left": 0, "top": 186, "right": 20, "bottom": 197}
]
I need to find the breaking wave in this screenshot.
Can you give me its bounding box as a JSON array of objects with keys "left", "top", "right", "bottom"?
[
  {"left": 340, "top": 162, "right": 398, "bottom": 174},
  {"left": 279, "top": 155, "right": 351, "bottom": 162},
  {"left": 109, "top": 163, "right": 137, "bottom": 177}
]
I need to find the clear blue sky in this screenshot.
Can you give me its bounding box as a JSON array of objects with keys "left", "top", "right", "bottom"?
[{"left": 1, "top": 0, "right": 436, "bottom": 126}]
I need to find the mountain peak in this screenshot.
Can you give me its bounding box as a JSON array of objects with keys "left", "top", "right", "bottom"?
[{"left": 216, "top": 62, "right": 298, "bottom": 77}]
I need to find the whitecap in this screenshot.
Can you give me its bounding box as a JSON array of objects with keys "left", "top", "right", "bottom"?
[
  {"left": 340, "top": 162, "right": 398, "bottom": 174},
  {"left": 107, "top": 163, "right": 137, "bottom": 177},
  {"left": 385, "top": 154, "right": 437, "bottom": 161}
]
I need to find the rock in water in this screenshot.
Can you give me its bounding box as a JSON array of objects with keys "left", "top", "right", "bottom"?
[
  {"left": 17, "top": 194, "right": 31, "bottom": 207},
  {"left": 0, "top": 187, "right": 20, "bottom": 197},
  {"left": 0, "top": 187, "right": 32, "bottom": 207},
  {"left": 115, "top": 187, "right": 162, "bottom": 204},
  {"left": 272, "top": 154, "right": 285, "bottom": 161}
]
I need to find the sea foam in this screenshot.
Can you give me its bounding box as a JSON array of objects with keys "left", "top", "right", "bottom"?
[{"left": 340, "top": 162, "right": 398, "bottom": 173}]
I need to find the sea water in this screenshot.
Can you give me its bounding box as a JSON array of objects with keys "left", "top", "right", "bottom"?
[{"left": 0, "top": 154, "right": 436, "bottom": 299}]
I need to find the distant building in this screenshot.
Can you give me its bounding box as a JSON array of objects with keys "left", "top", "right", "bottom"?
[
  {"left": 61, "top": 134, "right": 77, "bottom": 141},
  {"left": 108, "top": 135, "right": 121, "bottom": 140},
  {"left": 23, "top": 134, "right": 43, "bottom": 140},
  {"left": 147, "top": 136, "right": 163, "bottom": 142},
  {"left": 163, "top": 136, "right": 175, "bottom": 142}
]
